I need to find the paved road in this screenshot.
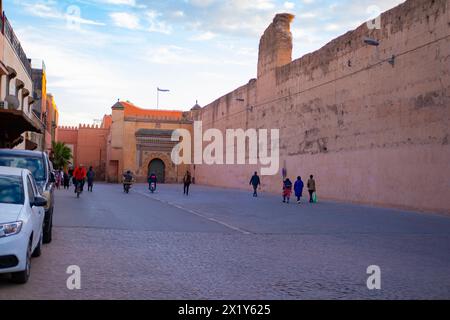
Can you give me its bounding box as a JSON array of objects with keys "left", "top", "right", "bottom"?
[{"left": 1, "top": 183, "right": 449, "bottom": 299}]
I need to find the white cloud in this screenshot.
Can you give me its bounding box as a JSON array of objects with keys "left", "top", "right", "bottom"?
[
  {"left": 284, "top": 1, "right": 295, "bottom": 10},
  {"left": 189, "top": 31, "right": 216, "bottom": 41},
  {"left": 228, "top": 0, "right": 276, "bottom": 11},
  {"left": 19, "top": 1, "right": 104, "bottom": 26},
  {"left": 298, "top": 12, "right": 317, "bottom": 19},
  {"left": 110, "top": 12, "right": 140, "bottom": 29},
  {"left": 146, "top": 11, "right": 172, "bottom": 34},
  {"left": 173, "top": 11, "right": 185, "bottom": 18},
  {"left": 189, "top": 0, "right": 216, "bottom": 7},
  {"left": 23, "top": 2, "right": 61, "bottom": 19},
  {"left": 100, "top": 0, "right": 136, "bottom": 5},
  {"left": 144, "top": 45, "right": 210, "bottom": 65}
]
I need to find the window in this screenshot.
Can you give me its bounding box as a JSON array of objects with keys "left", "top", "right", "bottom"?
[
  {"left": 27, "top": 176, "right": 36, "bottom": 201},
  {"left": 0, "top": 155, "right": 46, "bottom": 182},
  {"left": 0, "top": 176, "right": 24, "bottom": 205}
]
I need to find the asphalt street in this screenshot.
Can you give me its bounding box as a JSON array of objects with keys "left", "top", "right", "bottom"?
[{"left": 1, "top": 183, "right": 449, "bottom": 299}]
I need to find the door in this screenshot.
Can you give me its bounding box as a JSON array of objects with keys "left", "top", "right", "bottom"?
[
  {"left": 148, "top": 159, "right": 165, "bottom": 183},
  {"left": 109, "top": 160, "right": 119, "bottom": 183}
]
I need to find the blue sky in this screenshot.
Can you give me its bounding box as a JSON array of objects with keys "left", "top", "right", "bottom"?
[{"left": 5, "top": 0, "right": 404, "bottom": 125}]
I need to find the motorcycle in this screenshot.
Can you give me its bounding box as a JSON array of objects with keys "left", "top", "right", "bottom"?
[
  {"left": 123, "top": 181, "right": 133, "bottom": 194},
  {"left": 149, "top": 182, "right": 156, "bottom": 193}
]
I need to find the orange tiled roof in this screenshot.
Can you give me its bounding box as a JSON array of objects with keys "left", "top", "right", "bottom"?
[{"left": 120, "top": 101, "right": 183, "bottom": 119}]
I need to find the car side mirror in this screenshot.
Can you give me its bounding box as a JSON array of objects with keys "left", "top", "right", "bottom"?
[
  {"left": 32, "top": 196, "right": 47, "bottom": 208},
  {"left": 50, "top": 172, "right": 56, "bottom": 183}
]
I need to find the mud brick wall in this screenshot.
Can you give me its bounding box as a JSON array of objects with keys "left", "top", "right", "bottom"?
[{"left": 195, "top": 0, "right": 450, "bottom": 213}]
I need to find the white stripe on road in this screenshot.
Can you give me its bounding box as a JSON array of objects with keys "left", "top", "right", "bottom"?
[{"left": 136, "top": 190, "right": 252, "bottom": 235}]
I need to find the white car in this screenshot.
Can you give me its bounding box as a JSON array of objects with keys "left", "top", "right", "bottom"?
[{"left": 0, "top": 166, "right": 46, "bottom": 284}]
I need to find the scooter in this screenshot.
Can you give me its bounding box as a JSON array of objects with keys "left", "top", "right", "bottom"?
[
  {"left": 123, "top": 181, "right": 133, "bottom": 193},
  {"left": 149, "top": 182, "right": 156, "bottom": 193}
]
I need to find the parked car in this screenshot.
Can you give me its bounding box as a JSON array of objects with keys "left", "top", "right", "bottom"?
[
  {"left": 0, "top": 150, "right": 55, "bottom": 243},
  {"left": 0, "top": 166, "right": 47, "bottom": 284}
]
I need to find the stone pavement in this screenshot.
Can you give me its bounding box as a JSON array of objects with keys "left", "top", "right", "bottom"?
[{"left": 0, "top": 183, "right": 449, "bottom": 299}]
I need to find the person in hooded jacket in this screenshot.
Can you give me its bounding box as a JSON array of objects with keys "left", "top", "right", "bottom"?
[{"left": 294, "top": 176, "right": 304, "bottom": 204}]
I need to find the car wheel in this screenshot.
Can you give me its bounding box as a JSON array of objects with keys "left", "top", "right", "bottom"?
[
  {"left": 32, "top": 233, "right": 43, "bottom": 258},
  {"left": 11, "top": 241, "right": 32, "bottom": 284},
  {"left": 43, "top": 210, "right": 53, "bottom": 244}
]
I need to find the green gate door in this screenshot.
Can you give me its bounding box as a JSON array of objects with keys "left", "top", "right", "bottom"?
[{"left": 148, "top": 159, "right": 165, "bottom": 183}]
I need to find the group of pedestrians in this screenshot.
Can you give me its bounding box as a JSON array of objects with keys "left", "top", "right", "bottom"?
[
  {"left": 249, "top": 172, "right": 317, "bottom": 204},
  {"left": 54, "top": 168, "right": 71, "bottom": 190},
  {"left": 55, "top": 164, "right": 96, "bottom": 195}
]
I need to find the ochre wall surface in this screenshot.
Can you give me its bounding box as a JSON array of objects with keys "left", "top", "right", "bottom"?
[
  {"left": 76, "top": 126, "right": 109, "bottom": 179},
  {"left": 121, "top": 119, "right": 192, "bottom": 183},
  {"left": 57, "top": 125, "right": 108, "bottom": 179},
  {"left": 195, "top": 0, "right": 450, "bottom": 213},
  {"left": 56, "top": 126, "right": 78, "bottom": 165},
  {"left": 105, "top": 102, "right": 193, "bottom": 183}
]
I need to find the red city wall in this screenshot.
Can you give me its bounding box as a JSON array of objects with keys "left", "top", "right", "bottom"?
[
  {"left": 57, "top": 124, "right": 108, "bottom": 179},
  {"left": 195, "top": 0, "right": 450, "bottom": 214}
]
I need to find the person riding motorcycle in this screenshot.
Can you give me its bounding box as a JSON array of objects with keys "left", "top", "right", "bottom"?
[
  {"left": 123, "top": 170, "right": 134, "bottom": 192},
  {"left": 148, "top": 172, "right": 157, "bottom": 191},
  {"left": 73, "top": 164, "right": 87, "bottom": 194}
]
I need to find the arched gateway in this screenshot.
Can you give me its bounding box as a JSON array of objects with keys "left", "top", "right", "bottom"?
[{"left": 148, "top": 158, "right": 166, "bottom": 183}]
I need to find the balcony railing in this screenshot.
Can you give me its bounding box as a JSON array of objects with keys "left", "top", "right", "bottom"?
[{"left": 2, "top": 13, "right": 32, "bottom": 79}]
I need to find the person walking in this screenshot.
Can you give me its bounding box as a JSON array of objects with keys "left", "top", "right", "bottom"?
[
  {"left": 68, "top": 167, "right": 74, "bottom": 186},
  {"left": 183, "top": 171, "right": 192, "bottom": 196},
  {"left": 294, "top": 176, "right": 304, "bottom": 204},
  {"left": 55, "top": 169, "right": 62, "bottom": 190},
  {"left": 63, "top": 170, "right": 70, "bottom": 190},
  {"left": 249, "top": 172, "right": 261, "bottom": 197},
  {"left": 283, "top": 178, "right": 293, "bottom": 203},
  {"left": 87, "top": 166, "right": 95, "bottom": 192},
  {"left": 307, "top": 175, "right": 316, "bottom": 203}
]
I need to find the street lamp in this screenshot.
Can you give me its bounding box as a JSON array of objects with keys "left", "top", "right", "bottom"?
[{"left": 364, "top": 37, "right": 380, "bottom": 46}]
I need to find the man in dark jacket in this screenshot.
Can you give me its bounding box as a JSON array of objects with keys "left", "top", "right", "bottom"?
[
  {"left": 87, "top": 167, "right": 95, "bottom": 192},
  {"left": 249, "top": 172, "right": 261, "bottom": 197},
  {"left": 183, "top": 171, "right": 192, "bottom": 196}
]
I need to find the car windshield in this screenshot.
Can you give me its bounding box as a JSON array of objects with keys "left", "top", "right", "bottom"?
[
  {"left": 0, "top": 175, "right": 24, "bottom": 205},
  {"left": 0, "top": 155, "right": 46, "bottom": 182}
]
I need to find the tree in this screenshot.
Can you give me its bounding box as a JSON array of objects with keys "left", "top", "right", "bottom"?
[{"left": 52, "top": 141, "right": 73, "bottom": 170}]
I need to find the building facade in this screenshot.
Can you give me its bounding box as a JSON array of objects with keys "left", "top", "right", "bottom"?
[
  {"left": 25, "top": 59, "right": 48, "bottom": 151},
  {"left": 0, "top": 6, "right": 41, "bottom": 148},
  {"left": 57, "top": 101, "right": 194, "bottom": 183},
  {"left": 44, "top": 93, "right": 59, "bottom": 152}
]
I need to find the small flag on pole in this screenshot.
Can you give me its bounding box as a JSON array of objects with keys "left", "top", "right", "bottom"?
[{"left": 157, "top": 87, "right": 170, "bottom": 109}]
